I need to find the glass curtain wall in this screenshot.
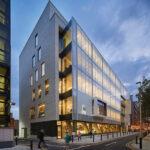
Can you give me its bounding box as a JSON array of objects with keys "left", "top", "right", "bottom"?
[
  {"left": 59, "top": 27, "right": 72, "bottom": 116},
  {"left": 76, "top": 24, "right": 128, "bottom": 122}
]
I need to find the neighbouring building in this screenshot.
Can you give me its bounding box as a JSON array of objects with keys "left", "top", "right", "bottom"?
[
  {"left": 0, "top": 0, "right": 11, "bottom": 127},
  {"left": 131, "top": 95, "right": 140, "bottom": 126},
  {"left": 121, "top": 96, "right": 131, "bottom": 132},
  {"left": 19, "top": 1, "right": 129, "bottom": 139},
  {"left": 121, "top": 100, "right": 125, "bottom": 130}
]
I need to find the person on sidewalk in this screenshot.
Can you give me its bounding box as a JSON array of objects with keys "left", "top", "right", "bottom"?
[
  {"left": 65, "top": 132, "right": 71, "bottom": 144},
  {"left": 78, "top": 131, "right": 81, "bottom": 141},
  {"left": 37, "top": 129, "right": 45, "bottom": 148},
  {"left": 71, "top": 131, "right": 75, "bottom": 142}
]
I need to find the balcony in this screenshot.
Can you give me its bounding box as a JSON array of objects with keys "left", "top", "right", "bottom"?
[
  {"left": 59, "top": 42, "right": 71, "bottom": 58},
  {"left": 59, "top": 65, "right": 72, "bottom": 78},
  {"left": 0, "top": 49, "right": 10, "bottom": 66},
  {"left": 59, "top": 114, "right": 72, "bottom": 121},
  {"left": 59, "top": 89, "right": 72, "bottom": 100}
]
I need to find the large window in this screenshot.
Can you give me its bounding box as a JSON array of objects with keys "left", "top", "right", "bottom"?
[
  {"left": 59, "top": 97, "right": 72, "bottom": 115},
  {"left": 38, "top": 103, "right": 45, "bottom": 117},
  {"left": 0, "top": 12, "right": 5, "bottom": 25},
  {"left": 0, "top": 76, "right": 5, "bottom": 92},
  {"left": 78, "top": 70, "right": 92, "bottom": 97},
  {"left": 35, "top": 34, "right": 38, "bottom": 47},
  {"left": 63, "top": 30, "right": 71, "bottom": 49},
  {"left": 32, "top": 55, "right": 35, "bottom": 67},
  {"left": 77, "top": 26, "right": 92, "bottom": 58},
  {"left": 38, "top": 85, "right": 42, "bottom": 98},
  {"left": 0, "top": 1, "right": 6, "bottom": 13},
  {"left": 38, "top": 47, "right": 41, "bottom": 61},
  {"left": 45, "top": 79, "right": 49, "bottom": 95},
  {"left": 61, "top": 74, "right": 72, "bottom": 93},
  {"left": 0, "top": 50, "right": 5, "bottom": 62},
  {"left": 30, "top": 107, "right": 35, "bottom": 119},
  {"left": 93, "top": 47, "right": 102, "bottom": 69},
  {"left": 32, "top": 89, "right": 35, "bottom": 101},
  {"left": 41, "top": 63, "right": 45, "bottom": 76},
  {"left": 0, "top": 101, "right": 5, "bottom": 115},
  {"left": 0, "top": 38, "right": 5, "bottom": 50},
  {"left": 61, "top": 52, "right": 71, "bottom": 72},
  {"left": 97, "top": 100, "right": 106, "bottom": 116},
  {"left": 35, "top": 70, "right": 38, "bottom": 82}
]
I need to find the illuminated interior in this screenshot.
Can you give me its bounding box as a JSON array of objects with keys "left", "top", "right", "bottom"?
[
  {"left": 59, "top": 97, "right": 72, "bottom": 115},
  {"left": 30, "top": 107, "right": 35, "bottom": 119},
  {"left": 32, "top": 89, "right": 35, "bottom": 101},
  {"left": 38, "top": 103, "right": 45, "bottom": 117},
  {"left": 45, "top": 79, "right": 49, "bottom": 95},
  {"left": 63, "top": 30, "right": 71, "bottom": 49},
  {"left": 38, "top": 85, "right": 42, "bottom": 98},
  {"left": 0, "top": 96, "right": 5, "bottom": 115},
  {"left": 0, "top": 12, "right": 5, "bottom": 25},
  {"left": 61, "top": 52, "right": 71, "bottom": 72}
]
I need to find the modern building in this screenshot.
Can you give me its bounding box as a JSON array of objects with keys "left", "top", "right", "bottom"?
[
  {"left": 19, "top": 1, "right": 129, "bottom": 139},
  {"left": 0, "top": 0, "right": 11, "bottom": 127}
]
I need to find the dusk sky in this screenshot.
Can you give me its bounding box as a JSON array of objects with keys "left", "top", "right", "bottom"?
[{"left": 11, "top": 0, "right": 150, "bottom": 119}]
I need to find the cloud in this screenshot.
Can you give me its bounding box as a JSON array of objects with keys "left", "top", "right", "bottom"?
[{"left": 81, "top": 0, "right": 150, "bottom": 64}]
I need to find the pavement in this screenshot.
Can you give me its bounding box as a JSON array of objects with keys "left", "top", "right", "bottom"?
[
  {"left": 128, "top": 133, "right": 150, "bottom": 150},
  {"left": 0, "top": 145, "right": 30, "bottom": 150},
  {"left": 0, "top": 132, "right": 138, "bottom": 150}
]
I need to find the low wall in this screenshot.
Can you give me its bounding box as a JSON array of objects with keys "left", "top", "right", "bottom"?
[{"left": 0, "top": 128, "right": 14, "bottom": 148}]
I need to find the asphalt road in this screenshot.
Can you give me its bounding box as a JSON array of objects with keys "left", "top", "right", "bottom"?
[
  {"left": 70, "top": 134, "right": 137, "bottom": 150},
  {"left": 16, "top": 134, "right": 137, "bottom": 150}
]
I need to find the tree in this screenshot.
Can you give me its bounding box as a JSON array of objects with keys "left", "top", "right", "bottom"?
[{"left": 136, "top": 78, "right": 150, "bottom": 123}]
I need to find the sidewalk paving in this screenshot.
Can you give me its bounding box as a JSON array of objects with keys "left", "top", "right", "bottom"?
[
  {"left": 0, "top": 132, "right": 137, "bottom": 150},
  {"left": 57, "top": 132, "right": 136, "bottom": 145},
  {"left": 0, "top": 145, "right": 30, "bottom": 150},
  {"left": 129, "top": 133, "right": 150, "bottom": 150}
]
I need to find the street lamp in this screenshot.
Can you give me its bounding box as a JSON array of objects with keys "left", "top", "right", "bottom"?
[
  {"left": 136, "top": 81, "right": 142, "bottom": 137},
  {"left": 136, "top": 81, "right": 143, "bottom": 149}
]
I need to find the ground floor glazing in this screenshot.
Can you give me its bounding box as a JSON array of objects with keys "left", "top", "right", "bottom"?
[{"left": 57, "top": 120, "right": 120, "bottom": 139}]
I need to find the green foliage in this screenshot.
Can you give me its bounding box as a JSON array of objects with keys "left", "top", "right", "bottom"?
[{"left": 137, "top": 78, "right": 150, "bottom": 122}]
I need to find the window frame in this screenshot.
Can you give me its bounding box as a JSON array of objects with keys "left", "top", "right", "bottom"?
[
  {"left": 35, "top": 34, "right": 38, "bottom": 47},
  {"left": 32, "top": 55, "right": 35, "bottom": 67},
  {"left": 35, "top": 69, "right": 38, "bottom": 82},
  {"left": 41, "top": 62, "right": 45, "bottom": 77},
  {"left": 38, "top": 47, "right": 41, "bottom": 61}
]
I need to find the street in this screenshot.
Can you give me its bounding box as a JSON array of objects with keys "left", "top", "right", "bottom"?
[{"left": 45, "top": 134, "right": 137, "bottom": 150}]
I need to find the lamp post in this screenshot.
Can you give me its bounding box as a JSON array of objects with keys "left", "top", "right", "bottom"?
[
  {"left": 136, "top": 82, "right": 142, "bottom": 137},
  {"left": 136, "top": 81, "right": 142, "bottom": 149}
]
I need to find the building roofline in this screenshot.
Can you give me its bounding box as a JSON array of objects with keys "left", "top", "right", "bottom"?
[{"left": 19, "top": 0, "right": 68, "bottom": 58}]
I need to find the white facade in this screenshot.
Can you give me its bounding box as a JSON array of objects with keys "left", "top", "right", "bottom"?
[{"left": 19, "top": 1, "right": 129, "bottom": 139}]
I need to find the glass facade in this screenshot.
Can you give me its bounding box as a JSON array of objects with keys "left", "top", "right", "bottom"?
[
  {"left": 76, "top": 24, "right": 128, "bottom": 123},
  {"left": 0, "top": 0, "right": 10, "bottom": 127},
  {"left": 56, "top": 20, "right": 129, "bottom": 138}
]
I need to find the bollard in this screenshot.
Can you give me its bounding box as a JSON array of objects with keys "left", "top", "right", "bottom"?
[
  {"left": 93, "top": 134, "right": 95, "bottom": 142},
  {"left": 15, "top": 137, "right": 18, "bottom": 145},
  {"left": 107, "top": 133, "right": 109, "bottom": 139},
  {"left": 136, "top": 136, "right": 138, "bottom": 144},
  {"left": 120, "top": 132, "right": 121, "bottom": 136},
  {"left": 100, "top": 134, "right": 102, "bottom": 141},
  {"left": 30, "top": 140, "right": 33, "bottom": 150},
  {"left": 117, "top": 132, "right": 118, "bottom": 137},
  {"left": 112, "top": 132, "right": 114, "bottom": 138},
  {"left": 139, "top": 137, "right": 142, "bottom": 149}
]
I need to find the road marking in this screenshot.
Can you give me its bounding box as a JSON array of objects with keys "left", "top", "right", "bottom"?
[
  {"left": 70, "top": 145, "right": 91, "bottom": 150},
  {"left": 46, "top": 144, "right": 66, "bottom": 148},
  {"left": 105, "top": 141, "right": 116, "bottom": 146}
]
